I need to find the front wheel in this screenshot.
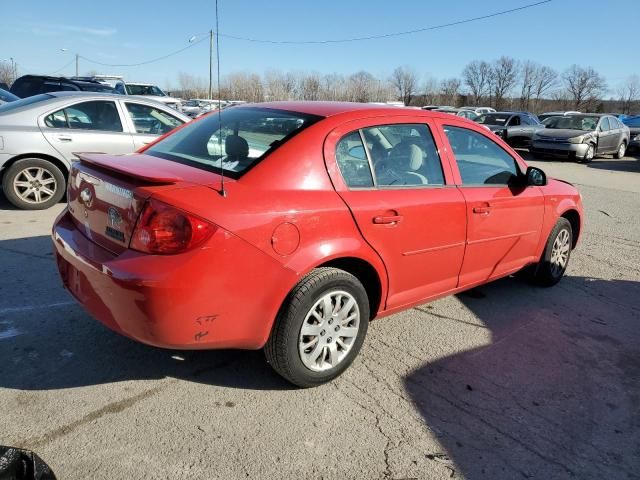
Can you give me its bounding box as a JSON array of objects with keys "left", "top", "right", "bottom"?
[
  {"left": 2, "top": 158, "right": 65, "bottom": 210},
  {"left": 530, "top": 218, "right": 573, "bottom": 287},
  {"left": 265, "top": 268, "right": 369, "bottom": 388},
  {"left": 581, "top": 144, "right": 595, "bottom": 163}
]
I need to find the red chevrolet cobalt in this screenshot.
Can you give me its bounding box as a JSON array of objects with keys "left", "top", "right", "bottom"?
[{"left": 52, "top": 102, "right": 583, "bottom": 387}]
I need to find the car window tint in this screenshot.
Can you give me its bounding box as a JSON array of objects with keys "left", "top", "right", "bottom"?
[
  {"left": 609, "top": 117, "right": 621, "bottom": 129},
  {"left": 44, "top": 109, "right": 68, "bottom": 128},
  {"left": 125, "top": 103, "right": 183, "bottom": 135},
  {"left": 507, "top": 116, "right": 520, "bottom": 126},
  {"left": 363, "top": 124, "right": 444, "bottom": 187},
  {"left": 599, "top": 118, "right": 610, "bottom": 132},
  {"left": 336, "top": 132, "right": 374, "bottom": 188},
  {"left": 61, "top": 101, "right": 122, "bottom": 132},
  {"left": 443, "top": 126, "right": 520, "bottom": 185}
]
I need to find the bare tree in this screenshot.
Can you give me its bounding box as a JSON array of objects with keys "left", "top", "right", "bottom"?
[
  {"left": 0, "top": 61, "right": 16, "bottom": 86},
  {"left": 421, "top": 76, "right": 439, "bottom": 105},
  {"left": 439, "top": 78, "right": 461, "bottom": 106},
  {"left": 347, "top": 71, "right": 377, "bottom": 103},
  {"left": 298, "top": 72, "right": 322, "bottom": 101},
  {"left": 519, "top": 61, "right": 537, "bottom": 110},
  {"left": 617, "top": 75, "right": 640, "bottom": 114},
  {"left": 532, "top": 65, "right": 558, "bottom": 112},
  {"left": 492, "top": 56, "right": 518, "bottom": 110},
  {"left": 462, "top": 60, "right": 491, "bottom": 105},
  {"left": 177, "top": 72, "right": 208, "bottom": 99},
  {"left": 263, "top": 70, "right": 296, "bottom": 101},
  {"left": 563, "top": 65, "right": 607, "bottom": 110},
  {"left": 391, "top": 66, "right": 418, "bottom": 105}
]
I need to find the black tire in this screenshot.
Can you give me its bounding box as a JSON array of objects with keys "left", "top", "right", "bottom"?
[
  {"left": 2, "top": 158, "right": 65, "bottom": 210},
  {"left": 530, "top": 218, "right": 573, "bottom": 287},
  {"left": 265, "top": 267, "right": 370, "bottom": 388},
  {"left": 581, "top": 144, "right": 595, "bottom": 163},
  {"left": 613, "top": 141, "right": 627, "bottom": 159}
]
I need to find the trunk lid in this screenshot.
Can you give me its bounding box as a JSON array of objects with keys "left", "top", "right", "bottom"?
[{"left": 68, "top": 153, "right": 222, "bottom": 254}]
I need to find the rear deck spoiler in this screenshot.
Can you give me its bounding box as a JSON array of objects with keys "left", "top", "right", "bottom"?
[{"left": 77, "top": 153, "right": 182, "bottom": 184}]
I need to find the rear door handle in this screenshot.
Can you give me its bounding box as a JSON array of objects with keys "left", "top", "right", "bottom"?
[
  {"left": 373, "top": 215, "right": 403, "bottom": 225},
  {"left": 472, "top": 206, "right": 491, "bottom": 215},
  {"left": 56, "top": 135, "right": 73, "bottom": 142}
]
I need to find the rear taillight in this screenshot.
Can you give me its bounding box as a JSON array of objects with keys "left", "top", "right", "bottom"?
[{"left": 130, "top": 199, "right": 216, "bottom": 254}]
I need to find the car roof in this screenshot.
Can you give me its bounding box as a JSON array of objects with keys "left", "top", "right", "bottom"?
[{"left": 238, "top": 101, "right": 409, "bottom": 117}]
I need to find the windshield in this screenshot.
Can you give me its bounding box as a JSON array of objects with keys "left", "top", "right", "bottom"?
[
  {"left": 0, "top": 89, "right": 19, "bottom": 102},
  {"left": 623, "top": 116, "right": 640, "bottom": 128},
  {"left": 147, "top": 107, "right": 322, "bottom": 178},
  {"left": 475, "top": 113, "right": 510, "bottom": 126},
  {"left": 543, "top": 116, "right": 600, "bottom": 131},
  {"left": 127, "top": 85, "right": 166, "bottom": 96},
  {"left": 0, "top": 94, "right": 53, "bottom": 114}
]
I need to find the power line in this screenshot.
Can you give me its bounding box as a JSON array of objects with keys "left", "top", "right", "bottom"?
[
  {"left": 216, "top": 0, "right": 552, "bottom": 44},
  {"left": 73, "top": 0, "right": 551, "bottom": 68},
  {"left": 79, "top": 36, "right": 208, "bottom": 67},
  {"left": 50, "top": 58, "right": 76, "bottom": 75}
]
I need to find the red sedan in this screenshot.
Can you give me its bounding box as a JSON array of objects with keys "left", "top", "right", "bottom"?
[{"left": 52, "top": 102, "right": 583, "bottom": 387}]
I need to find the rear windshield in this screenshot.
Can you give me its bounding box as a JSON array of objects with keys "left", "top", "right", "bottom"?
[
  {"left": 475, "top": 113, "right": 510, "bottom": 126},
  {"left": 147, "top": 107, "right": 322, "bottom": 178},
  {"left": 0, "top": 94, "right": 53, "bottom": 114},
  {"left": 79, "top": 83, "right": 118, "bottom": 94},
  {"left": 127, "top": 85, "right": 165, "bottom": 96}
]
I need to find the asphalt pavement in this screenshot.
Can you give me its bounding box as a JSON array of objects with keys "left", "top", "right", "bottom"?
[{"left": 0, "top": 153, "right": 638, "bottom": 479}]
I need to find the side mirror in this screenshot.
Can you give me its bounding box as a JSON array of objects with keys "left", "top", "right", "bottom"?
[{"left": 526, "top": 166, "right": 547, "bottom": 186}]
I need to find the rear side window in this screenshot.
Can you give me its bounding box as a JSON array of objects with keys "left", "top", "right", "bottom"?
[
  {"left": 336, "top": 132, "right": 373, "bottom": 187},
  {"left": 146, "top": 107, "right": 321, "bottom": 179},
  {"left": 443, "top": 126, "right": 520, "bottom": 185},
  {"left": 44, "top": 101, "right": 123, "bottom": 132},
  {"left": 125, "top": 103, "right": 183, "bottom": 135}
]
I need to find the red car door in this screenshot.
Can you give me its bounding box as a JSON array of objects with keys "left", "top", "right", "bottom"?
[
  {"left": 437, "top": 120, "right": 545, "bottom": 287},
  {"left": 324, "top": 117, "right": 466, "bottom": 310}
]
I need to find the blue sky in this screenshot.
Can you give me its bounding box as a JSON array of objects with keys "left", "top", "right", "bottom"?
[{"left": 2, "top": 0, "right": 636, "bottom": 93}]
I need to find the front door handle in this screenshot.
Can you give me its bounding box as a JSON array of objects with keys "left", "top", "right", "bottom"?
[
  {"left": 373, "top": 215, "right": 403, "bottom": 225},
  {"left": 472, "top": 204, "right": 491, "bottom": 215},
  {"left": 56, "top": 135, "right": 73, "bottom": 142}
]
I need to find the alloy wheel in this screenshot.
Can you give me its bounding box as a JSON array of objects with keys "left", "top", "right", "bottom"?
[
  {"left": 550, "top": 228, "right": 571, "bottom": 277},
  {"left": 12, "top": 167, "right": 57, "bottom": 205},
  {"left": 298, "top": 290, "right": 360, "bottom": 372}
]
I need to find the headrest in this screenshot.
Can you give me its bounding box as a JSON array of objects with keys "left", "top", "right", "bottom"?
[{"left": 225, "top": 135, "right": 249, "bottom": 159}]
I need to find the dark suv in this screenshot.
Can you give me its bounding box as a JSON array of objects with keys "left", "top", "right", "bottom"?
[
  {"left": 10, "top": 75, "right": 118, "bottom": 98},
  {"left": 474, "top": 111, "right": 545, "bottom": 147}
]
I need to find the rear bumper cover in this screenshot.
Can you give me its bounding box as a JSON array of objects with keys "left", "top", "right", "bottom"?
[{"left": 52, "top": 208, "right": 296, "bottom": 350}]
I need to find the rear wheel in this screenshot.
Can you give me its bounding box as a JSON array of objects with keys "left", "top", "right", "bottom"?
[
  {"left": 530, "top": 218, "right": 573, "bottom": 287},
  {"left": 614, "top": 141, "right": 626, "bottom": 159},
  {"left": 2, "top": 158, "right": 65, "bottom": 210},
  {"left": 265, "top": 268, "right": 369, "bottom": 388}
]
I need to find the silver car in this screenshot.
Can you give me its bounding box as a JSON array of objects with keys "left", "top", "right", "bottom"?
[
  {"left": 532, "top": 114, "right": 630, "bottom": 163},
  {"left": 0, "top": 92, "right": 190, "bottom": 209}
]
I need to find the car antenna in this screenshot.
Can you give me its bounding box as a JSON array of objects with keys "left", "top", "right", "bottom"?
[{"left": 214, "top": 0, "right": 226, "bottom": 197}]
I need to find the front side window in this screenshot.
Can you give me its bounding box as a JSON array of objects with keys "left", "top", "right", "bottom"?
[
  {"left": 507, "top": 115, "right": 521, "bottom": 126},
  {"left": 599, "top": 118, "right": 611, "bottom": 132},
  {"left": 443, "top": 126, "right": 520, "bottom": 185},
  {"left": 44, "top": 101, "right": 122, "bottom": 132},
  {"left": 125, "top": 103, "right": 183, "bottom": 135},
  {"left": 146, "top": 107, "right": 321, "bottom": 178}
]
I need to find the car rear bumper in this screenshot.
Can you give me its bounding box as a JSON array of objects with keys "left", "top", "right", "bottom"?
[
  {"left": 52, "top": 208, "right": 296, "bottom": 350},
  {"left": 629, "top": 138, "right": 640, "bottom": 151},
  {"left": 531, "top": 141, "right": 589, "bottom": 158}
]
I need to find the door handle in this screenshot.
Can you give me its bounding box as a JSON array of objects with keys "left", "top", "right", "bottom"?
[
  {"left": 472, "top": 205, "right": 491, "bottom": 215},
  {"left": 373, "top": 215, "right": 403, "bottom": 225},
  {"left": 56, "top": 135, "right": 73, "bottom": 142}
]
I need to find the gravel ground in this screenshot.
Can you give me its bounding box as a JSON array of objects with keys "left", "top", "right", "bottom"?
[{"left": 0, "top": 154, "right": 638, "bottom": 479}]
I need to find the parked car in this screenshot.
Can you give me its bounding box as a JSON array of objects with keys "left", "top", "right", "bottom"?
[
  {"left": 460, "top": 106, "right": 496, "bottom": 115},
  {"left": 621, "top": 115, "right": 640, "bottom": 153},
  {"left": 51, "top": 102, "right": 583, "bottom": 387},
  {"left": 0, "top": 92, "right": 190, "bottom": 209},
  {"left": 114, "top": 81, "right": 182, "bottom": 111},
  {"left": 537, "top": 111, "right": 581, "bottom": 122},
  {"left": 181, "top": 99, "right": 225, "bottom": 118},
  {"left": 474, "top": 111, "right": 544, "bottom": 147},
  {"left": 0, "top": 88, "right": 19, "bottom": 105},
  {"left": 457, "top": 109, "right": 479, "bottom": 121},
  {"left": 10, "top": 75, "right": 119, "bottom": 98},
  {"left": 532, "top": 114, "right": 629, "bottom": 162}
]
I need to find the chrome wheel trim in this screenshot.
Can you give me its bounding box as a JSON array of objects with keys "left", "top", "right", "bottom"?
[
  {"left": 298, "top": 290, "right": 360, "bottom": 372},
  {"left": 584, "top": 145, "right": 594, "bottom": 161},
  {"left": 12, "top": 167, "right": 57, "bottom": 204},
  {"left": 618, "top": 143, "right": 626, "bottom": 158},
  {"left": 550, "top": 228, "right": 571, "bottom": 277}
]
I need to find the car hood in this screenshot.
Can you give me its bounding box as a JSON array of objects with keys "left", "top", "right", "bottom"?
[{"left": 535, "top": 129, "right": 591, "bottom": 140}]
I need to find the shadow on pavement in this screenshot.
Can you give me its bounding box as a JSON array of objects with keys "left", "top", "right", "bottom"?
[
  {"left": 405, "top": 275, "right": 640, "bottom": 479},
  {"left": 585, "top": 156, "right": 640, "bottom": 173},
  {"left": 0, "top": 235, "right": 291, "bottom": 392}
]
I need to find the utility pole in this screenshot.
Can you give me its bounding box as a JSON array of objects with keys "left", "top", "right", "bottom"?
[
  {"left": 209, "top": 30, "right": 213, "bottom": 100},
  {"left": 75, "top": 53, "right": 79, "bottom": 77}
]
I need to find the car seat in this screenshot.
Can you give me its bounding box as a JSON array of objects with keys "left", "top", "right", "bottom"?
[
  {"left": 225, "top": 135, "right": 250, "bottom": 163},
  {"left": 384, "top": 140, "right": 428, "bottom": 185}
]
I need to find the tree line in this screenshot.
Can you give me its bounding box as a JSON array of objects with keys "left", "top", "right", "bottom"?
[{"left": 173, "top": 58, "right": 639, "bottom": 115}]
